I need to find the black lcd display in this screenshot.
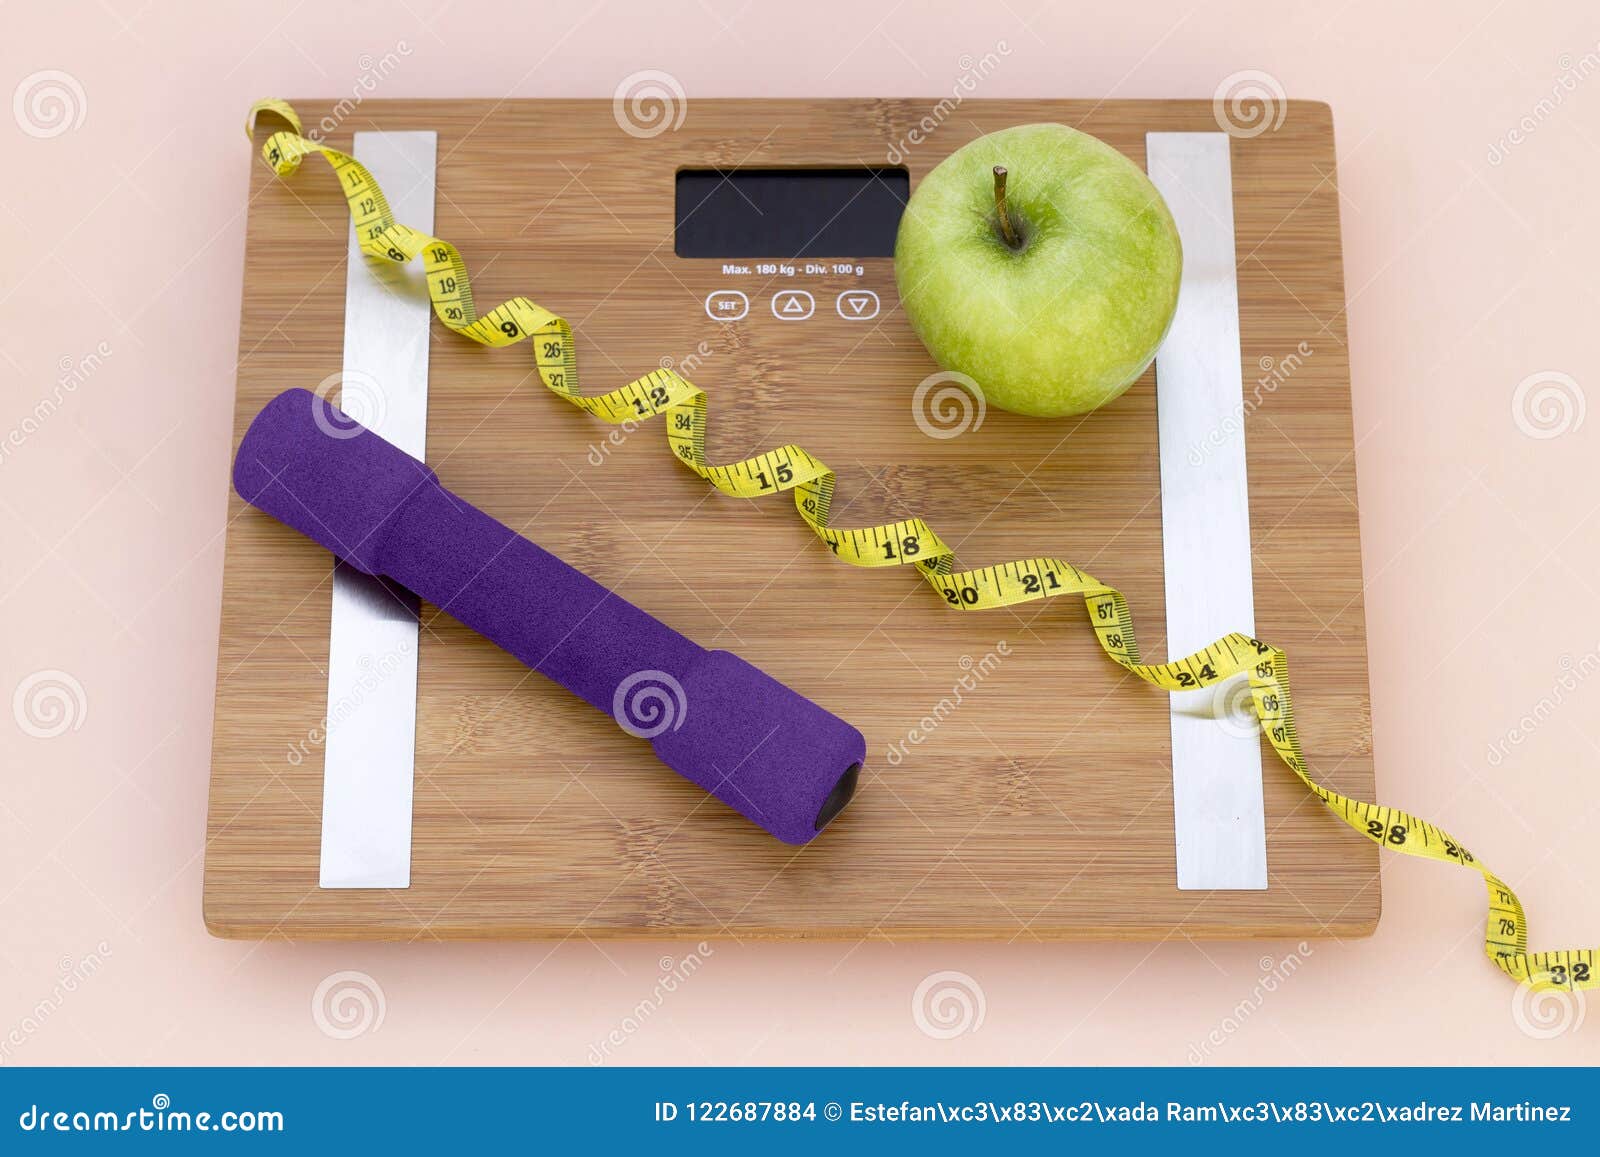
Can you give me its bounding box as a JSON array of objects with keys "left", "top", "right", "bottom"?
[{"left": 674, "top": 168, "right": 909, "bottom": 258}]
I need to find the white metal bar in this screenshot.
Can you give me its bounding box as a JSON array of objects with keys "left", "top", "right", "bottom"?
[
  {"left": 318, "top": 130, "right": 437, "bottom": 889},
  {"left": 1146, "top": 132, "right": 1268, "bottom": 891}
]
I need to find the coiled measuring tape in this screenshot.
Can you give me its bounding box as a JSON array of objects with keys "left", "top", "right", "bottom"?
[{"left": 247, "top": 98, "right": 1594, "bottom": 991}]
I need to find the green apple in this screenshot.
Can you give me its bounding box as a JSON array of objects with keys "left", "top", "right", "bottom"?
[{"left": 895, "top": 124, "right": 1183, "bottom": 418}]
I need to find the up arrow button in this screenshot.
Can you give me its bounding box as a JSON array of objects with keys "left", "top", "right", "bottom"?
[
  {"left": 770, "top": 290, "right": 815, "bottom": 320},
  {"left": 835, "top": 290, "right": 880, "bottom": 320}
]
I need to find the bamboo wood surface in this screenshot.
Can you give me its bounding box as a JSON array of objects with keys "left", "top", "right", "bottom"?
[{"left": 206, "top": 99, "right": 1377, "bottom": 940}]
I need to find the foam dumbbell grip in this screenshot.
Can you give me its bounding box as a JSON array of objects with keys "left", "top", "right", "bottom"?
[{"left": 232, "top": 388, "right": 865, "bottom": 845}]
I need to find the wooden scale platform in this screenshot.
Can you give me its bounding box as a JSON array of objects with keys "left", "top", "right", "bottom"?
[{"left": 207, "top": 98, "right": 1376, "bottom": 939}]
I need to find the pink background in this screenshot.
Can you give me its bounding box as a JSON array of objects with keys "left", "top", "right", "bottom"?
[{"left": 3, "top": 0, "right": 1599, "bottom": 1064}]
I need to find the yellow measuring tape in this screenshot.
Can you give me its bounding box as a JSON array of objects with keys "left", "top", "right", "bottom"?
[{"left": 248, "top": 98, "right": 1593, "bottom": 991}]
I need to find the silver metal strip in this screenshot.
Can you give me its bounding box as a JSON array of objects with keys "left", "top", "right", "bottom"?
[
  {"left": 1146, "top": 132, "right": 1268, "bottom": 891},
  {"left": 318, "top": 130, "right": 437, "bottom": 889}
]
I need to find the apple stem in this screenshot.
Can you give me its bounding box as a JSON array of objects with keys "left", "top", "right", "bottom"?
[{"left": 992, "top": 165, "right": 1022, "bottom": 250}]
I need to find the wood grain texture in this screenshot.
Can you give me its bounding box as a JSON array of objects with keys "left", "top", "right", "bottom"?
[{"left": 206, "top": 99, "right": 1377, "bottom": 940}]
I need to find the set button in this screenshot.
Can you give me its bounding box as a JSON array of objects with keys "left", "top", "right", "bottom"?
[{"left": 703, "top": 290, "right": 749, "bottom": 322}]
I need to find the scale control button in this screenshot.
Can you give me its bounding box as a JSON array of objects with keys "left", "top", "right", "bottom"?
[
  {"left": 836, "top": 289, "right": 880, "bottom": 320},
  {"left": 704, "top": 290, "right": 749, "bottom": 322},
  {"left": 770, "top": 290, "right": 815, "bottom": 321}
]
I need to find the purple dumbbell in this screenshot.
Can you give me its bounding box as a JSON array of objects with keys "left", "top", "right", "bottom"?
[{"left": 232, "top": 387, "right": 864, "bottom": 844}]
